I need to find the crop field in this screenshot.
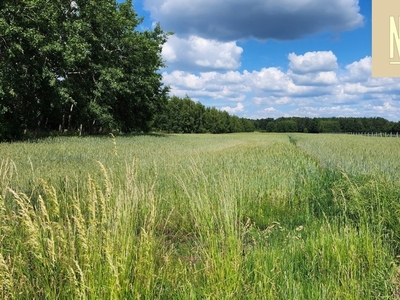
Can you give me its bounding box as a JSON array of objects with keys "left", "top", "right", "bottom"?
[{"left": 1, "top": 133, "right": 400, "bottom": 299}]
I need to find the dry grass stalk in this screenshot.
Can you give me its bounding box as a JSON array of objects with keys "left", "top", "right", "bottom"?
[{"left": 0, "top": 253, "right": 13, "bottom": 300}]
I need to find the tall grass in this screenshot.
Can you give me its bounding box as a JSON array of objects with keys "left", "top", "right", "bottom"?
[{"left": 0, "top": 133, "right": 398, "bottom": 298}]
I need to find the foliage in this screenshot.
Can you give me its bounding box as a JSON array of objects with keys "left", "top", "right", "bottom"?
[
  {"left": 153, "top": 95, "right": 255, "bottom": 133},
  {"left": 0, "top": 0, "right": 169, "bottom": 140},
  {"left": 275, "top": 118, "right": 298, "bottom": 132},
  {"left": 253, "top": 117, "right": 399, "bottom": 133}
]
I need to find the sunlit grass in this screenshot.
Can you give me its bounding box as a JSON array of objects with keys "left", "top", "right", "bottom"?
[
  {"left": 0, "top": 133, "right": 399, "bottom": 299},
  {"left": 293, "top": 133, "right": 400, "bottom": 180}
]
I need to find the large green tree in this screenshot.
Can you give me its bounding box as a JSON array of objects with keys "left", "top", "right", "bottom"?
[{"left": 0, "top": 0, "right": 169, "bottom": 140}]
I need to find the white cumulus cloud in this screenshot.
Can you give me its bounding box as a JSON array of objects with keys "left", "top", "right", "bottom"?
[
  {"left": 162, "top": 35, "right": 243, "bottom": 71},
  {"left": 288, "top": 51, "right": 338, "bottom": 74},
  {"left": 162, "top": 52, "right": 400, "bottom": 120},
  {"left": 289, "top": 71, "right": 339, "bottom": 86},
  {"left": 222, "top": 102, "right": 244, "bottom": 114}
]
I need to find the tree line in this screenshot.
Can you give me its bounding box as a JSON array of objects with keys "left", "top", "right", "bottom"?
[
  {"left": 153, "top": 96, "right": 254, "bottom": 134},
  {"left": 253, "top": 117, "right": 400, "bottom": 133}
]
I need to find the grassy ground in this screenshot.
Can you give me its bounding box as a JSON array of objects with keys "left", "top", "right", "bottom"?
[{"left": 0, "top": 133, "right": 399, "bottom": 299}]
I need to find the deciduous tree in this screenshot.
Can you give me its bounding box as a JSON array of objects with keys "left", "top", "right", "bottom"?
[{"left": 0, "top": 0, "right": 169, "bottom": 140}]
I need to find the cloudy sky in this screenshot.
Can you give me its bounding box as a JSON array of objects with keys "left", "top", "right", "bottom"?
[{"left": 128, "top": 0, "right": 400, "bottom": 121}]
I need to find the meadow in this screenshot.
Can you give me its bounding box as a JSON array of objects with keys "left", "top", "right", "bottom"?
[{"left": 1, "top": 132, "right": 400, "bottom": 299}]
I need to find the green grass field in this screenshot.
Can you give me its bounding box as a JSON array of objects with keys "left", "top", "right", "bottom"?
[{"left": 1, "top": 133, "right": 400, "bottom": 299}]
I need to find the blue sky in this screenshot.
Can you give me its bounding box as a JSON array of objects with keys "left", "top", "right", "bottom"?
[{"left": 128, "top": 0, "right": 400, "bottom": 121}]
